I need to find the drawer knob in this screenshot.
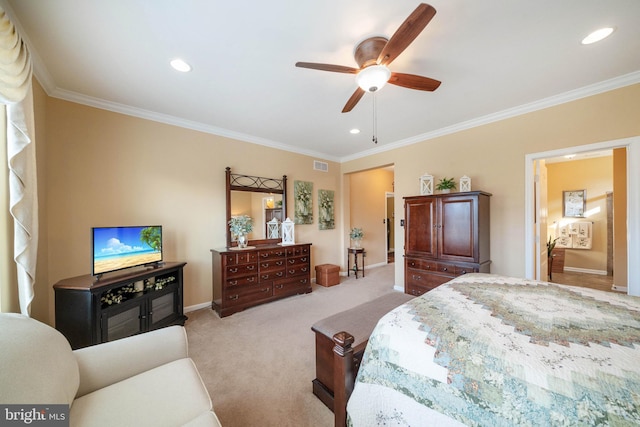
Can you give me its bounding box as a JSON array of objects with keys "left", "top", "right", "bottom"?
[
  {"left": 247, "top": 265, "right": 255, "bottom": 270},
  {"left": 442, "top": 267, "right": 448, "bottom": 272},
  {"left": 229, "top": 280, "right": 238, "bottom": 286},
  {"left": 229, "top": 268, "right": 238, "bottom": 273},
  {"left": 229, "top": 295, "right": 239, "bottom": 300}
]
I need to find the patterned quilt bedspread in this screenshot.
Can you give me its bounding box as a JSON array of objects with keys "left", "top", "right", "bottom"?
[{"left": 347, "top": 274, "right": 640, "bottom": 426}]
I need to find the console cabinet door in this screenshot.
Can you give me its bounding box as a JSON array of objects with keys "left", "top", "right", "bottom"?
[
  {"left": 101, "top": 302, "right": 145, "bottom": 343},
  {"left": 438, "top": 194, "right": 478, "bottom": 263},
  {"left": 405, "top": 197, "right": 437, "bottom": 257}
]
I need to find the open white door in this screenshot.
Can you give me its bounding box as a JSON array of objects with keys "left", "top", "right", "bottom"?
[{"left": 534, "top": 159, "right": 549, "bottom": 281}]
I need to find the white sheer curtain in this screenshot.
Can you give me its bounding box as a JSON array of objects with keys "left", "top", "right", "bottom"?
[{"left": 1, "top": 6, "right": 36, "bottom": 315}]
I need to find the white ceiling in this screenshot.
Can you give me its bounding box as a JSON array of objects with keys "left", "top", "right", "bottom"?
[{"left": 4, "top": 0, "right": 640, "bottom": 162}]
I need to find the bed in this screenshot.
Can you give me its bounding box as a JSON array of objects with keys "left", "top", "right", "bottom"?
[{"left": 345, "top": 273, "right": 640, "bottom": 426}]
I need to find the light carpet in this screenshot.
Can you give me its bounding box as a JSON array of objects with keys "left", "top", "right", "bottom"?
[{"left": 185, "top": 264, "right": 398, "bottom": 427}]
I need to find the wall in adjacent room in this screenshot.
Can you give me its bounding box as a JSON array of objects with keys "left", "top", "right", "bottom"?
[
  {"left": 348, "top": 167, "right": 394, "bottom": 267},
  {"left": 546, "top": 156, "right": 612, "bottom": 273}
]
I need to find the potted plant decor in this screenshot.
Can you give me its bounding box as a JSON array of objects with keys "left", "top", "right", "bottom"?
[
  {"left": 435, "top": 177, "right": 456, "bottom": 193},
  {"left": 350, "top": 227, "right": 364, "bottom": 248},
  {"left": 228, "top": 215, "right": 254, "bottom": 248}
]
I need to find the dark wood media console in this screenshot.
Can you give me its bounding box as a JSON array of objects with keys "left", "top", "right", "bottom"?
[{"left": 54, "top": 262, "right": 187, "bottom": 349}]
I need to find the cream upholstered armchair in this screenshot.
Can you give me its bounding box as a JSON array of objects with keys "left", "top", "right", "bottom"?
[{"left": 0, "top": 313, "right": 221, "bottom": 427}]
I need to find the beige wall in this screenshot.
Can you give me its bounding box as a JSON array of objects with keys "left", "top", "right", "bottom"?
[
  {"left": 31, "top": 81, "right": 640, "bottom": 323},
  {"left": 36, "top": 93, "right": 341, "bottom": 324},
  {"left": 546, "top": 157, "right": 612, "bottom": 272},
  {"left": 342, "top": 84, "right": 640, "bottom": 287}
]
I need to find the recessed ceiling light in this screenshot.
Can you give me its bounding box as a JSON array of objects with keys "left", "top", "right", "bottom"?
[
  {"left": 170, "top": 58, "right": 191, "bottom": 72},
  {"left": 350, "top": 128, "right": 360, "bottom": 134},
  {"left": 581, "top": 27, "right": 615, "bottom": 45}
]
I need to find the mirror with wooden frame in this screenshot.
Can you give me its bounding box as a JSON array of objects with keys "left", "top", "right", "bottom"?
[{"left": 225, "top": 167, "right": 287, "bottom": 248}]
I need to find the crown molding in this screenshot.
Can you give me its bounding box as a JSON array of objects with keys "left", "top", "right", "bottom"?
[{"left": 340, "top": 71, "right": 640, "bottom": 162}]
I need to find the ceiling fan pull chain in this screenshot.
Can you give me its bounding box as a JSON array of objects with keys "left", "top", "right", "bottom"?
[{"left": 372, "top": 92, "right": 378, "bottom": 144}]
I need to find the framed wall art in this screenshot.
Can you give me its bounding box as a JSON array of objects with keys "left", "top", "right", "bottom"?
[
  {"left": 563, "top": 189, "right": 586, "bottom": 218},
  {"left": 318, "top": 189, "right": 335, "bottom": 230},
  {"left": 294, "top": 180, "right": 313, "bottom": 224}
]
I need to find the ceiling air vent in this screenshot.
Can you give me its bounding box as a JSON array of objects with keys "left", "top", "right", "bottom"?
[{"left": 314, "top": 160, "right": 328, "bottom": 172}]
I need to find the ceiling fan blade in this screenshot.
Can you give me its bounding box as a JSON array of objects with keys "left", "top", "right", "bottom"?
[
  {"left": 295, "top": 62, "right": 359, "bottom": 74},
  {"left": 342, "top": 88, "right": 366, "bottom": 113},
  {"left": 388, "top": 72, "right": 441, "bottom": 91},
  {"left": 377, "top": 3, "right": 436, "bottom": 66}
]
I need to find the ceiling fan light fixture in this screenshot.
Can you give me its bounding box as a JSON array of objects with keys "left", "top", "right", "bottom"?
[{"left": 356, "top": 65, "right": 391, "bottom": 92}]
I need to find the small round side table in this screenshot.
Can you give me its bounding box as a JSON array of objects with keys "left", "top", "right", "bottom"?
[{"left": 347, "top": 247, "right": 366, "bottom": 279}]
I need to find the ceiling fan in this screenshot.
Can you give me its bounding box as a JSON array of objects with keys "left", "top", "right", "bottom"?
[{"left": 296, "top": 3, "right": 441, "bottom": 113}]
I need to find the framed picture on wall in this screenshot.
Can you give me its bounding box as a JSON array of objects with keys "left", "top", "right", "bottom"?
[{"left": 563, "top": 189, "right": 586, "bottom": 218}]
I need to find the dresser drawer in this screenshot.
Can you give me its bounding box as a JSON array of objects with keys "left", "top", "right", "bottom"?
[
  {"left": 259, "top": 269, "right": 285, "bottom": 281},
  {"left": 226, "top": 274, "right": 258, "bottom": 288},
  {"left": 226, "top": 263, "right": 257, "bottom": 278},
  {"left": 223, "top": 252, "right": 257, "bottom": 265},
  {"left": 258, "top": 248, "right": 287, "bottom": 260},
  {"left": 287, "top": 255, "right": 310, "bottom": 267},
  {"left": 287, "top": 263, "right": 310, "bottom": 277},
  {"left": 286, "top": 245, "right": 311, "bottom": 257},
  {"left": 274, "top": 276, "right": 311, "bottom": 297},
  {"left": 224, "top": 283, "right": 272, "bottom": 307},
  {"left": 259, "top": 259, "right": 286, "bottom": 272}
]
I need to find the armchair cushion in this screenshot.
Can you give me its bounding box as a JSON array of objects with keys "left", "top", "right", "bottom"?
[
  {"left": 70, "top": 358, "right": 216, "bottom": 427},
  {"left": 0, "top": 313, "right": 79, "bottom": 406},
  {"left": 73, "top": 325, "right": 189, "bottom": 397}
]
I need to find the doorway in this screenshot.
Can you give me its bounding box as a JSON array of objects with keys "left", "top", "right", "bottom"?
[{"left": 524, "top": 136, "right": 640, "bottom": 296}]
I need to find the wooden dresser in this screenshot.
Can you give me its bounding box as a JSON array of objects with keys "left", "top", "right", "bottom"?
[
  {"left": 404, "top": 191, "right": 491, "bottom": 296},
  {"left": 211, "top": 243, "right": 312, "bottom": 317}
]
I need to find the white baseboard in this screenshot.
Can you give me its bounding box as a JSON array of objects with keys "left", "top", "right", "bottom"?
[
  {"left": 185, "top": 301, "right": 211, "bottom": 313},
  {"left": 562, "top": 266, "right": 608, "bottom": 275},
  {"left": 186, "top": 262, "right": 398, "bottom": 312}
]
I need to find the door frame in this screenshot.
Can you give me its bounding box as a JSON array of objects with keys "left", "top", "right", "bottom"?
[
  {"left": 524, "top": 136, "right": 640, "bottom": 295},
  {"left": 385, "top": 192, "right": 394, "bottom": 264}
]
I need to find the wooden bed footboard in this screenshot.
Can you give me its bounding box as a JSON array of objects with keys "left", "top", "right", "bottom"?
[{"left": 333, "top": 331, "right": 356, "bottom": 427}]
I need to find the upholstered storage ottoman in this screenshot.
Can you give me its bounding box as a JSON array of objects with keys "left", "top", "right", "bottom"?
[{"left": 315, "top": 264, "right": 340, "bottom": 287}]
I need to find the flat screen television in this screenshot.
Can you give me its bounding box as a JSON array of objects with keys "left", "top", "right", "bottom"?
[{"left": 92, "top": 225, "right": 163, "bottom": 277}]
